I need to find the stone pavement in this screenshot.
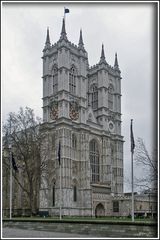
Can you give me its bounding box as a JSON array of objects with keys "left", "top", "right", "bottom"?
[{"left": 2, "top": 227, "right": 95, "bottom": 238}]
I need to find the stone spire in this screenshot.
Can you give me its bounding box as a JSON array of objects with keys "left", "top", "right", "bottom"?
[
  {"left": 114, "top": 52, "right": 119, "bottom": 69},
  {"left": 78, "top": 29, "right": 84, "bottom": 49},
  {"left": 44, "top": 27, "right": 51, "bottom": 51},
  {"left": 60, "top": 17, "right": 67, "bottom": 40},
  {"left": 45, "top": 27, "right": 50, "bottom": 45},
  {"left": 99, "top": 44, "right": 106, "bottom": 64}
]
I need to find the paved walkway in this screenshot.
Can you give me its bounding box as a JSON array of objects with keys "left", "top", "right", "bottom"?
[{"left": 2, "top": 227, "right": 95, "bottom": 238}]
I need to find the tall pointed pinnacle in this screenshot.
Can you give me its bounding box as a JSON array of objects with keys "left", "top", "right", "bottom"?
[
  {"left": 45, "top": 27, "right": 51, "bottom": 45},
  {"left": 78, "top": 29, "right": 84, "bottom": 49},
  {"left": 60, "top": 17, "right": 67, "bottom": 40},
  {"left": 44, "top": 27, "right": 51, "bottom": 51},
  {"left": 99, "top": 44, "right": 106, "bottom": 64},
  {"left": 114, "top": 52, "right": 119, "bottom": 68}
]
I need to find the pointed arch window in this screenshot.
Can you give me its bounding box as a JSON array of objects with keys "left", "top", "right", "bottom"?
[
  {"left": 53, "top": 67, "right": 58, "bottom": 94},
  {"left": 89, "top": 139, "right": 100, "bottom": 183},
  {"left": 69, "top": 66, "right": 76, "bottom": 94},
  {"left": 73, "top": 179, "right": 77, "bottom": 202},
  {"left": 72, "top": 134, "right": 77, "bottom": 149},
  {"left": 73, "top": 185, "right": 77, "bottom": 202},
  {"left": 108, "top": 85, "right": 114, "bottom": 110},
  {"left": 52, "top": 182, "right": 56, "bottom": 206},
  {"left": 91, "top": 84, "right": 98, "bottom": 110}
]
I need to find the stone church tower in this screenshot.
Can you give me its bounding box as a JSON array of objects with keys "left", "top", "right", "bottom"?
[{"left": 39, "top": 18, "right": 124, "bottom": 217}]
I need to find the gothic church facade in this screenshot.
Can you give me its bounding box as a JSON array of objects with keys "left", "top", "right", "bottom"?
[{"left": 39, "top": 18, "right": 124, "bottom": 217}]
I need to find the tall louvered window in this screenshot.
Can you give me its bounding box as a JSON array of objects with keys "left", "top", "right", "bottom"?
[
  {"left": 53, "top": 67, "right": 58, "bottom": 94},
  {"left": 108, "top": 85, "right": 114, "bottom": 110},
  {"left": 91, "top": 84, "right": 98, "bottom": 109},
  {"left": 69, "top": 67, "right": 76, "bottom": 94}
]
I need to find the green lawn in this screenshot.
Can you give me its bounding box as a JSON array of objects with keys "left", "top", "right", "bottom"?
[{"left": 3, "top": 215, "right": 157, "bottom": 224}]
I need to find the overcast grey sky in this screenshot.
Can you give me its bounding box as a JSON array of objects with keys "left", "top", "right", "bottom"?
[{"left": 2, "top": 2, "right": 157, "bottom": 192}]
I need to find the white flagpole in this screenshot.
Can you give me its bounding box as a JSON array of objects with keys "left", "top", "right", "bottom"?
[{"left": 9, "top": 148, "right": 12, "bottom": 219}]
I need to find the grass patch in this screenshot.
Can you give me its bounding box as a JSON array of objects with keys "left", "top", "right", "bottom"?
[{"left": 3, "top": 215, "right": 157, "bottom": 224}]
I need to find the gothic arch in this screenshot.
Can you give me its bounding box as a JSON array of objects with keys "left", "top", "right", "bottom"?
[
  {"left": 95, "top": 203, "right": 105, "bottom": 217},
  {"left": 90, "top": 83, "right": 98, "bottom": 92},
  {"left": 89, "top": 136, "right": 101, "bottom": 149},
  {"left": 70, "top": 64, "right": 78, "bottom": 74},
  {"left": 88, "top": 113, "right": 92, "bottom": 121},
  {"left": 51, "top": 178, "right": 56, "bottom": 186},
  {"left": 51, "top": 64, "right": 58, "bottom": 73}
]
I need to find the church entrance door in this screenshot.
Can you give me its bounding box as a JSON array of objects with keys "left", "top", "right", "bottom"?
[{"left": 95, "top": 203, "right": 105, "bottom": 217}]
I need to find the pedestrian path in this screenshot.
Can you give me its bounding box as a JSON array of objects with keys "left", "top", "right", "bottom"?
[{"left": 2, "top": 227, "right": 95, "bottom": 238}]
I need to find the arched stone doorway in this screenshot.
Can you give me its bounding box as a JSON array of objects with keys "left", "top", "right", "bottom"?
[{"left": 95, "top": 203, "right": 105, "bottom": 217}]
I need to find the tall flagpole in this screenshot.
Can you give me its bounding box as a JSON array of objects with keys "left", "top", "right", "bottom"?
[
  {"left": 64, "top": 7, "right": 65, "bottom": 21},
  {"left": 131, "top": 147, "right": 134, "bottom": 222},
  {"left": 58, "top": 140, "right": 62, "bottom": 220},
  {"left": 60, "top": 161, "right": 62, "bottom": 220},
  {"left": 131, "top": 119, "right": 135, "bottom": 222},
  {"left": 9, "top": 115, "right": 13, "bottom": 220},
  {"left": 9, "top": 146, "right": 12, "bottom": 219}
]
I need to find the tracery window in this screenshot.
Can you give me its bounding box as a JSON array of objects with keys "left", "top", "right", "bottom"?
[
  {"left": 72, "top": 134, "right": 77, "bottom": 149},
  {"left": 89, "top": 139, "right": 99, "bottom": 183},
  {"left": 91, "top": 84, "right": 98, "bottom": 109},
  {"left": 53, "top": 67, "right": 58, "bottom": 94},
  {"left": 108, "top": 84, "right": 114, "bottom": 110},
  {"left": 69, "top": 66, "right": 76, "bottom": 94}
]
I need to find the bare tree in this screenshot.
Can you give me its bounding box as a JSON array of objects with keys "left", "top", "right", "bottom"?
[
  {"left": 134, "top": 137, "right": 157, "bottom": 192},
  {"left": 2, "top": 107, "right": 47, "bottom": 216}
]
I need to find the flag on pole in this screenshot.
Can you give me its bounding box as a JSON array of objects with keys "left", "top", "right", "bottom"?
[
  {"left": 130, "top": 119, "right": 135, "bottom": 153},
  {"left": 64, "top": 8, "right": 70, "bottom": 14},
  {"left": 11, "top": 153, "right": 18, "bottom": 172},
  {"left": 58, "top": 141, "right": 61, "bottom": 165}
]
